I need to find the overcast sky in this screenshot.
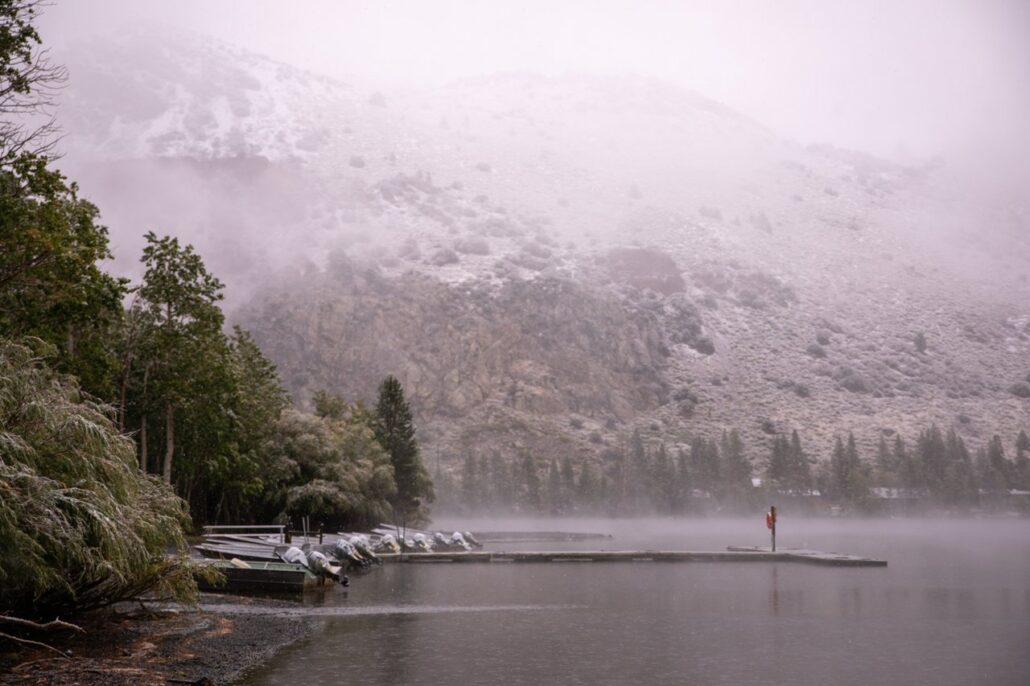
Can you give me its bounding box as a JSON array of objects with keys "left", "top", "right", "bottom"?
[{"left": 39, "top": 0, "right": 1030, "bottom": 164}]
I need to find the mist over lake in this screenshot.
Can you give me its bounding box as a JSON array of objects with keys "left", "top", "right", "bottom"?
[
  {"left": 239, "top": 517, "right": 1030, "bottom": 686},
  {"left": 3, "top": 2, "right": 1029, "bottom": 684}
]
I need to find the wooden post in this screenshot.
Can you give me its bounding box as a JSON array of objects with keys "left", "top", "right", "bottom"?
[{"left": 770, "top": 505, "right": 777, "bottom": 552}]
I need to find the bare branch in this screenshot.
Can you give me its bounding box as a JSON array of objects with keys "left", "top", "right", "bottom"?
[
  {"left": 0, "top": 630, "right": 70, "bottom": 658},
  {"left": 0, "top": 615, "right": 85, "bottom": 633}
]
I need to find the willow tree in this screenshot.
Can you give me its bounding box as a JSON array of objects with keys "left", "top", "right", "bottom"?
[
  {"left": 0, "top": 339, "right": 195, "bottom": 621},
  {"left": 264, "top": 407, "right": 397, "bottom": 529}
]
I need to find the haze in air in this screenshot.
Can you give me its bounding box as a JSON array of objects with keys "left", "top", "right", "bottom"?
[{"left": 1, "top": 1, "right": 1028, "bottom": 684}]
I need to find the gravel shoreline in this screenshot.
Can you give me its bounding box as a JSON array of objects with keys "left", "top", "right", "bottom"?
[{"left": 0, "top": 594, "right": 312, "bottom": 686}]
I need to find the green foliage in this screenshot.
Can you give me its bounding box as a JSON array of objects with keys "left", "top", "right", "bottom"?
[
  {"left": 0, "top": 153, "right": 127, "bottom": 397},
  {"left": 374, "top": 375, "right": 434, "bottom": 524},
  {"left": 827, "top": 433, "right": 868, "bottom": 507},
  {"left": 0, "top": 1, "right": 41, "bottom": 98},
  {"left": 766, "top": 431, "right": 811, "bottom": 493},
  {"left": 0, "top": 339, "right": 195, "bottom": 618},
  {"left": 128, "top": 232, "right": 226, "bottom": 485},
  {"left": 268, "top": 407, "right": 396, "bottom": 529},
  {"left": 313, "top": 389, "right": 347, "bottom": 420}
]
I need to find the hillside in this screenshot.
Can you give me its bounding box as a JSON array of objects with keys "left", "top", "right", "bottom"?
[{"left": 55, "top": 29, "right": 1030, "bottom": 474}]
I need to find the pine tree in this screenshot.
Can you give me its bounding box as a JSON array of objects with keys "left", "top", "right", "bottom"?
[
  {"left": 917, "top": 425, "right": 948, "bottom": 497},
  {"left": 986, "top": 435, "right": 1011, "bottom": 491},
  {"left": 488, "top": 451, "right": 511, "bottom": 509},
  {"left": 653, "top": 442, "right": 675, "bottom": 512},
  {"left": 518, "top": 450, "right": 541, "bottom": 511},
  {"left": 546, "top": 459, "right": 563, "bottom": 514},
  {"left": 461, "top": 452, "right": 480, "bottom": 510},
  {"left": 313, "top": 389, "right": 347, "bottom": 420},
  {"left": 875, "top": 435, "right": 895, "bottom": 486},
  {"left": 1015, "top": 431, "right": 1030, "bottom": 490},
  {"left": 943, "top": 429, "right": 976, "bottom": 505},
  {"left": 829, "top": 436, "right": 847, "bottom": 501},
  {"left": 766, "top": 434, "right": 791, "bottom": 492},
  {"left": 789, "top": 430, "right": 811, "bottom": 491},
  {"left": 628, "top": 429, "right": 648, "bottom": 511},
  {"left": 577, "top": 461, "right": 598, "bottom": 510},
  {"left": 560, "top": 455, "right": 575, "bottom": 510},
  {"left": 720, "top": 429, "right": 751, "bottom": 507},
  {"left": 893, "top": 435, "right": 918, "bottom": 490},
  {"left": 374, "top": 375, "right": 434, "bottom": 524}
]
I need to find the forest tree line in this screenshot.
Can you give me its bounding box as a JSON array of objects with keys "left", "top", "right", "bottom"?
[
  {"left": 437, "top": 426, "right": 1030, "bottom": 515},
  {"left": 1, "top": 220, "right": 435, "bottom": 529}
]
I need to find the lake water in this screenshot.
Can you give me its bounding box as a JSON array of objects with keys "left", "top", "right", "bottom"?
[{"left": 238, "top": 517, "right": 1030, "bottom": 685}]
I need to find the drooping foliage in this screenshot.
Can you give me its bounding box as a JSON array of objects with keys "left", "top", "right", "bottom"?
[
  {"left": 0, "top": 339, "right": 195, "bottom": 618},
  {"left": 264, "top": 406, "right": 397, "bottom": 529}
]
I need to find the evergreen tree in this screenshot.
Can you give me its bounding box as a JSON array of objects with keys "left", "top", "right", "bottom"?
[
  {"left": 917, "top": 425, "right": 948, "bottom": 497},
  {"left": 488, "top": 451, "right": 511, "bottom": 510},
  {"left": 461, "top": 452, "right": 480, "bottom": 510},
  {"left": 788, "top": 430, "right": 811, "bottom": 491},
  {"left": 628, "top": 429, "right": 649, "bottom": 510},
  {"left": 989, "top": 435, "right": 1011, "bottom": 487},
  {"left": 652, "top": 442, "right": 676, "bottom": 512},
  {"left": 478, "top": 453, "right": 490, "bottom": 506},
  {"left": 607, "top": 445, "right": 627, "bottom": 513},
  {"left": 518, "top": 450, "right": 541, "bottom": 511},
  {"left": 675, "top": 446, "right": 690, "bottom": 511},
  {"left": 215, "top": 326, "right": 289, "bottom": 522},
  {"left": 766, "top": 434, "right": 791, "bottom": 491},
  {"left": 689, "top": 435, "right": 721, "bottom": 497},
  {"left": 829, "top": 433, "right": 867, "bottom": 508},
  {"left": 313, "top": 389, "right": 347, "bottom": 420},
  {"left": 875, "top": 435, "right": 896, "bottom": 486},
  {"left": 577, "top": 461, "right": 598, "bottom": 510},
  {"left": 560, "top": 455, "right": 576, "bottom": 509},
  {"left": 720, "top": 429, "right": 751, "bottom": 507},
  {"left": 829, "top": 436, "right": 846, "bottom": 500},
  {"left": 943, "top": 429, "right": 976, "bottom": 505},
  {"left": 374, "top": 375, "right": 434, "bottom": 525},
  {"left": 893, "top": 435, "right": 918, "bottom": 490},
  {"left": 1015, "top": 430, "right": 1030, "bottom": 490},
  {"left": 546, "top": 459, "right": 563, "bottom": 514}
]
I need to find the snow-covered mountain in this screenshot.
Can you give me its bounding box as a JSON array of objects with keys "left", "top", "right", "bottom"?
[{"left": 54, "top": 28, "right": 1030, "bottom": 468}]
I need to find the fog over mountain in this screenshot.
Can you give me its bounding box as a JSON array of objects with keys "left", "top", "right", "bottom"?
[{"left": 40, "top": 3, "right": 1030, "bottom": 470}]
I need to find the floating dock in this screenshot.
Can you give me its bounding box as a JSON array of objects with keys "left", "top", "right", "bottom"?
[{"left": 376, "top": 547, "right": 886, "bottom": 567}]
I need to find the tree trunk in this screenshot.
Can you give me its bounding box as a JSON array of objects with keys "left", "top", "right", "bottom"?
[
  {"left": 162, "top": 403, "right": 175, "bottom": 485},
  {"left": 139, "top": 415, "right": 148, "bottom": 472}
]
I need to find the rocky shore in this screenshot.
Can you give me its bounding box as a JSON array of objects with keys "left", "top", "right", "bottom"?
[{"left": 0, "top": 595, "right": 310, "bottom": 686}]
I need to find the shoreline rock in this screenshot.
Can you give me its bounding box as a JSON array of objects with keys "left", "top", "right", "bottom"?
[{"left": 0, "top": 594, "right": 310, "bottom": 686}]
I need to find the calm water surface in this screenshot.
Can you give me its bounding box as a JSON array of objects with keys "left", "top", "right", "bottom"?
[{"left": 239, "top": 518, "right": 1030, "bottom": 685}]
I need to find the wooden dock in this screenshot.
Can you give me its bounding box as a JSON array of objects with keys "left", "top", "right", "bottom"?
[{"left": 376, "top": 547, "right": 886, "bottom": 567}]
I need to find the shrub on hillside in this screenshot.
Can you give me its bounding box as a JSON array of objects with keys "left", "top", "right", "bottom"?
[
  {"left": 430, "top": 248, "right": 460, "bottom": 266},
  {"left": 806, "top": 343, "right": 827, "bottom": 358},
  {"left": 454, "top": 237, "right": 491, "bottom": 255}
]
